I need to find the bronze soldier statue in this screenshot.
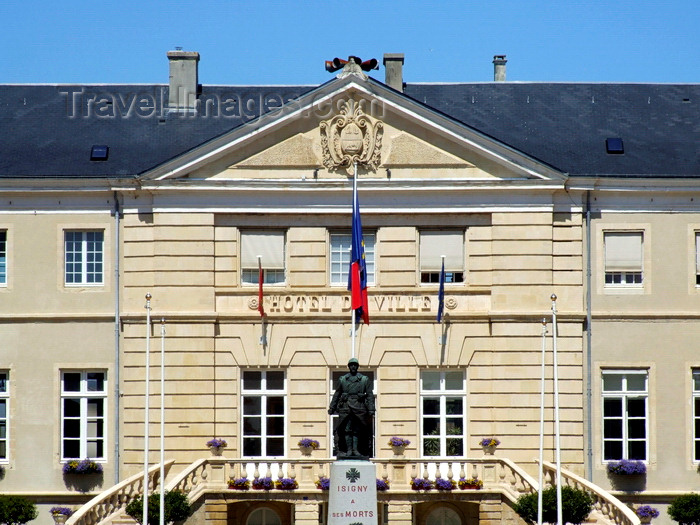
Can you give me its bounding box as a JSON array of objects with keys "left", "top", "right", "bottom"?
[{"left": 328, "top": 357, "right": 375, "bottom": 459}]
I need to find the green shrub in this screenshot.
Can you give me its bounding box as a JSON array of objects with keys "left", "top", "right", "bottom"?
[
  {"left": 125, "top": 491, "right": 191, "bottom": 525},
  {"left": 514, "top": 486, "right": 593, "bottom": 525},
  {"left": 0, "top": 495, "right": 38, "bottom": 525},
  {"left": 669, "top": 494, "right": 700, "bottom": 524}
]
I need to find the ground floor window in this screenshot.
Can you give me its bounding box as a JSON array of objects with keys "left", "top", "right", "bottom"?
[
  {"left": 0, "top": 371, "right": 8, "bottom": 461},
  {"left": 602, "top": 370, "right": 648, "bottom": 461},
  {"left": 420, "top": 370, "right": 466, "bottom": 457},
  {"left": 692, "top": 370, "right": 700, "bottom": 461},
  {"left": 61, "top": 371, "right": 106, "bottom": 460},
  {"left": 242, "top": 370, "right": 286, "bottom": 457}
]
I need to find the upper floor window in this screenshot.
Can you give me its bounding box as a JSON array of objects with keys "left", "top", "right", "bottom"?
[
  {"left": 330, "top": 232, "right": 376, "bottom": 286},
  {"left": 695, "top": 233, "right": 700, "bottom": 286},
  {"left": 602, "top": 370, "right": 647, "bottom": 461},
  {"left": 61, "top": 371, "right": 106, "bottom": 460},
  {"left": 65, "top": 231, "right": 104, "bottom": 285},
  {"left": 420, "top": 370, "right": 466, "bottom": 457},
  {"left": 241, "top": 370, "right": 286, "bottom": 457},
  {"left": 604, "top": 232, "right": 643, "bottom": 286},
  {"left": 0, "top": 371, "right": 8, "bottom": 461},
  {"left": 0, "top": 231, "right": 6, "bottom": 286},
  {"left": 420, "top": 230, "right": 464, "bottom": 284},
  {"left": 241, "top": 231, "right": 285, "bottom": 285}
]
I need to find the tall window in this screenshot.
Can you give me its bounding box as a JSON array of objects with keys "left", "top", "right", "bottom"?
[
  {"left": 602, "top": 370, "right": 648, "bottom": 461},
  {"left": 0, "top": 371, "right": 8, "bottom": 461},
  {"left": 695, "top": 233, "right": 700, "bottom": 286},
  {"left": 240, "top": 231, "right": 285, "bottom": 285},
  {"left": 420, "top": 370, "right": 466, "bottom": 457},
  {"left": 61, "top": 371, "right": 106, "bottom": 460},
  {"left": 242, "top": 370, "right": 285, "bottom": 457},
  {"left": 693, "top": 370, "right": 700, "bottom": 461},
  {"left": 420, "top": 231, "right": 464, "bottom": 283},
  {"left": 330, "top": 232, "right": 376, "bottom": 286},
  {"left": 0, "top": 231, "right": 7, "bottom": 286},
  {"left": 65, "top": 231, "right": 104, "bottom": 285},
  {"left": 604, "top": 232, "right": 643, "bottom": 286}
]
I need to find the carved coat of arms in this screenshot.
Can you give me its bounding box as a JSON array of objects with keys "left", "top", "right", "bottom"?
[{"left": 320, "top": 99, "right": 383, "bottom": 174}]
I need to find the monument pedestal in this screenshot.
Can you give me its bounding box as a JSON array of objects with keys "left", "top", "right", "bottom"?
[{"left": 328, "top": 461, "right": 378, "bottom": 525}]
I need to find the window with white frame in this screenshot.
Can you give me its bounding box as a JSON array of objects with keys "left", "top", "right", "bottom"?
[
  {"left": 330, "top": 232, "right": 376, "bottom": 286},
  {"left": 420, "top": 370, "right": 466, "bottom": 457},
  {"left": 0, "top": 231, "right": 7, "bottom": 286},
  {"left": 329, "top": 369, "right": 376, "bottom": 456},
  {"left": 602, "top": 370, "right": 648, "bottom": 461},
  {"left": 240, "top": 231, "right": 285, "bottom": 285},
  {"left": 420, "top": 230, "right": 464, "bottom": 284},
  {"left": 695, "top": 233, "right": 700, "bottom": 286},
  {"left": 604, "top": 232, "right": 643, "bottom": 286},
  {"left": 61, "top": 371, "right": 106, "bottom": 460},
  {"left": 693, "top": 370, "right": 700, "bottom": 461},
  {"left": 242, "top": 370, "right": 285, "bottom": 457},
  {"left": 65, "top": 231, "right": 104, "bottom": 285},
  {"left": 0, "top": 371, "right": 8, "bottom": 461}
]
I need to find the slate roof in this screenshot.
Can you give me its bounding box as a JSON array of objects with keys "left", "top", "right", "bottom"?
[{"left": 0, "top": 79, "right": 698, "bottom": 178}]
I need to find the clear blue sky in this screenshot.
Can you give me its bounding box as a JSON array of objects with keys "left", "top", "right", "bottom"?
[{"left": 2, "top": 0, "right": 698, "bottom": 85}]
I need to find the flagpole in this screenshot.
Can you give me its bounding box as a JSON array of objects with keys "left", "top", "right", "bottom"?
[
  {"left": 143, "top": 293, "right": 151, "bottom": 525},
  {"left": 551, "top": 294, "right": 562, "bottom": 525},
  {"left": 159, "top": 318, "right": 165, "bottom": 525},
  {"left": 538, "top": 317, "right": 547, "bottom": 525},
  {"left": 351, "top": 162, "right": 358, "bottom": 359}
]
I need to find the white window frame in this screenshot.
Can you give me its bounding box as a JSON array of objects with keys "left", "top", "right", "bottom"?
[
  {"left": 241, "top": 370, "right": 286, "bottom": 458},
  {"left": 0, "top": 230, "right": 7, "bottom": 286},
  {"left": 420, "top": 230, "right": 465, "bottom": 284},
  {"left": 604, "top": 231, "right": 643, "bottom": 288},
  {"left": 240, "top": 231, "right": 286, "bottom": 285},
  {"left": 64, "top": 230, "right": 104, "bottom": 286},
  {"left": 695, "top": 232, "right": 700, "bottom": 287},
  {"left": 692, "top": 370, "right": 700, "bottom": 462},
  {"left": 420, "top": 370, "right": 466, "bottom": 458},
  {"left": 601, "top": 370, "right": 648, "bottom": 462},
  {"left": 61, "top": 371, "right": 107, "bottom": 461},
  {"left": 329, "top": 231, "right": 376, "bottom": 286},
  {"left": 0, "top": 371, "right": 8, "bottom": 462}
]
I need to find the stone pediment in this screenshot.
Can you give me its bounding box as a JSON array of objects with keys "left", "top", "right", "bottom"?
[
  {"left": 384, "top": 132, "right": 474, "bottom": 168},
  {"left": 236, "top": 134, "right": 320, "bottom": 169}
]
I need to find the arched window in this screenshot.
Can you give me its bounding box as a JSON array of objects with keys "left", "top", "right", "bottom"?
[
  {"left": 246, "top": 507, "right": 281, "bottom": 525},
  {"left": 426, "top": 506, "right": 461, "bottom": 525}
]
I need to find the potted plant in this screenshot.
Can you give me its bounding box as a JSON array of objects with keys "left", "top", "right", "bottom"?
[
  {"left": 607, "top": 459, "right": 647, "bottom": 491},
  {"left": 435, "top": 478, "right": 457, "bottom": 491},
  {"left": 252, "top": 477, "right": 275, "bottom": 490},
  {"left": 50, "top": 507, "right": 73, "bottom": 525},
  {"left": 669, "top": 494, "right": 700, "bottom": 525},
  {"left": 607, "top": 459, "right": 646, "bottom": 475},
  {"left": 514, "top": 486, "right": 593, "bottom": 525},
  {"left": 388, "top": 437, "right": 410, "bottom": 456},
  {"left": 479, "top": 437, "right": 500, "bottom": 455},
  {"left": 458, "top": 476, "right": 483, "bottom": 489},
  {"left": 62, "top": 458, "right": 103, "bottom": 475},
  {"left": 125, "top": 491, "right": 191, "bottom": 525},
  {"left": 227, "top": 477, "right": 250, "bottom": 490},
  {"left": 206, "top": 438, "right": 227, "bottom": 456},
  {"left": 275, "top": 478, "right": 298, "bottom": 490},
  {"left": 315, "top": 476, "right": 330, "bottom": 490},
  {"left": 410, "top": 478, "right": 434, "bottom": 491},
  {"left": 298, "top": 438, "right": 320, "bottom": 456},
  {"left": 376, "top": 478, "right": 390, "bottom": 491},
  {"left": 636, "top": 505, "right": 660, "bottom": 524}
]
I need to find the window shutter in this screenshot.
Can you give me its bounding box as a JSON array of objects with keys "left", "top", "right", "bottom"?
[
  {"left": 420, "top": 231, "right": 464, "bottom": 271},
  {"left": 241, "top": 232, "right": 285, "bottom": 269},
  {"left": 604, "top": 232, "right": 643, "bottom": 271}
]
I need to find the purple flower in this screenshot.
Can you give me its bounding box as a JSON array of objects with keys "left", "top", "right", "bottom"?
[
  {"left": 479, "top": 438, "right": 500, "bottom": 447},
  {"left": 316, "top": 476, "right": 330, "bottom": 490},
  {"left": 298, "top": 438, "right": 320, "bottom": 449},
  {"left": 607, "top": 459, "right": 646, "bottom": 475},
  {"left": 228, "top": 477, "right": 250, "bottom": 490},
  {"left": 388, "top": 437, "right": 410, "bottom": 447},
  {"left": 376, "top": 478, "right": 390, "bottom": 491},
  {"left": 252, "top": 477, "right": 275, "bottom": 490},
  {"left": 50, "top": 507, "right": 73, "bottom": 517},
  {"left": 206, "top": 438, "right": 227, "bottom": 448},
  {"left": 62, "top": 459, "right": 103, "bottom": 474},
  {"left": 410, "top": 478, "right": 434, "bottom": 491},
  {"left": 435, "top": 478, "right": 456, "bottom": 491},
  {"left": 636, "top": 506, "right": 659, "bottom": 519},
  {"left": 275, "top": 478, "right": 298, "bottom": 490}
]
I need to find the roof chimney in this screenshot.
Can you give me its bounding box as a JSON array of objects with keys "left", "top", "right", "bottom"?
[
  {"left": 383, "top": 53, "right": 405, "bottom": 92},
  {"left": 493, "top": 55, "right": 507, "bottom": 82},
  {"left": 167, "top": 50, "right": 200, "bottom": 111}
]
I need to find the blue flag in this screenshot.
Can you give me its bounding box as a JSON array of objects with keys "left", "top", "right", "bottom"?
[
  {"left": 436, "top": 258, "right": 445, "bottom": 323},
  {"left": 348, "top": 187, "right": 369, "bottom": 324}
]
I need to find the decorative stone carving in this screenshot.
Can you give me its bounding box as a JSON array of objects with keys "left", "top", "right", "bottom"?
[{"left": 320, "top": 99, "right": 383, "bottom": 174}]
